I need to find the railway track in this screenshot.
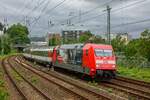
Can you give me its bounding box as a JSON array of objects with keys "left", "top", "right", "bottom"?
[
  {"left": 18, "top": 55, "right": 150, "bottom": 100},
  {"left": 1, "top": 57, "right": 27, "bottom": 100},
  {"left": 101, "top": 80, "right": 150, "bottom": 100},
  {"left": 8, "top": 57, "right": 52, "bottom": 100},
  {"left": 15, "top": 56, "right": 125, "bottom": 100},
  {"left": 99, "top": 76, "right": 150, "bottom": 99},
  {"left": 116, "top": 76, "right": 150, "bottom": 88},
  {"left": 2, "top": 57, "right": 52, "bottom": 100}
]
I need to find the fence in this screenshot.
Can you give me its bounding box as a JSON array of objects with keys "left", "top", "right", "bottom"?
[{"left": 117, "top": 56, "right": 150, "bottom": 68}]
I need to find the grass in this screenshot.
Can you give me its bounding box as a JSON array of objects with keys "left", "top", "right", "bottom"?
[
  {"left": 0, "top": 51, "right": 21, "bottom": 100},
  {"left": 88, "top": 81, "right": 98, "bottom": 86},
  {"left": 31, "top": 76, "right": 38, "bottom": 84},
  {"left": 12, "top": 70, "right": 23, "bottom": 82},
  {"left": 107, "top": 88, "right": 113, "bottom": 93},
  {"left": 118, "top": 66, "right": 150, "bottom": 82},
  {"left": 0, "top": 66, "right": 9, "bottom": 100},
  {"left": 0, "top": 52, "right": 20, "bottom": 60}
]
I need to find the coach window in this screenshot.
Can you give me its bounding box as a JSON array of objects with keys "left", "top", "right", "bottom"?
[
  {"left": 59, "top": 49, "right": 65, "bottom": 57},
  {"left": 57, "top": 50, "right": 59, "bottom": 55}
]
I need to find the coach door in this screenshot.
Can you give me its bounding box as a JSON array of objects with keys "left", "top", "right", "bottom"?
[{"left": 75, "top": 49, "right": 82, "bottom": 65}]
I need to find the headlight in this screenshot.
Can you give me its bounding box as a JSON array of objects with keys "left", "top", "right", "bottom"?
[
  {"left": 96, "top": 60, "right": 103, "bottom": 64},
  {"left": 107, "top": 61, "right": 116, "bottom": 64}
]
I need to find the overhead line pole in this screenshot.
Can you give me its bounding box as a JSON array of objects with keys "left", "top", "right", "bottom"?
[{"left": 106, "top": 5, "right": 111, "bottom": 44}]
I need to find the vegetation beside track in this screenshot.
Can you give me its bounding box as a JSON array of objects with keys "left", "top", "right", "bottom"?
[
  {"left": 118, "top": 66, "right": 150, "bottom": 82},
  {"left": 0, "top": 54, "right": 20, "bottom": 100},
  {"left": 0, "top": 61, "right": 9, "bottom": 100},
  {"left": 0, "top": 52, "right": 20, "bottom": 60}
]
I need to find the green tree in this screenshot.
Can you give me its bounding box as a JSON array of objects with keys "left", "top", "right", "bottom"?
[
  {"left": 0, "top": 35, "right": 11, "bottom": 55},
  {"left": 111, "top": 35, "right": 126, "bottom": 52},
  {"left": 6, "top": 23, "right": 30, "bottom": 45},
  {"left": 125, "top": 39, "right": 140, "bottom": 57},
  {"left": 138, "top": 29, "right": 150, "bottom": 61},
  {"left": 0, "top": 22, "right": 3, "bottom": 31},
  {"left": 141, "top": 29, "right": 150, "bottom": 39},
  {"left": 49, "top": 37, "right": 59, "bottom": 46},
  {"left": 124, "top": 29, "right": 150, "bottom": 61},
  {"left": 89, "top": 35, "right": 106, "bottom": 44},
  {"left": 79, "top": 31, "right": 93, "bottom": 43}
]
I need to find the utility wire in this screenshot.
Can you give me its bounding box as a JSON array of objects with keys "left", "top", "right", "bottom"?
[
  {"left": 30, "top": 0, "right": 51, "bottom": 29},
  {"left": 56, "top": 0, "right": 114, "bottom": 24},
  {"left": 74, "top": 0, "right": 148, "bottom": 25},
  {"left": 18, "top": 0, "right": 34, "bottom": 16},
  {"left": 112, "top": 18, "right": 150, "bottom": 28},
  {"left": 20, "top": 0, "right": 47, "bottom": 23},
  {"left": 25, "top": 0, "right": 46, "bottom": 17},
  {"left": 31, "top": 0, "right": 67, "bottom": 27}
]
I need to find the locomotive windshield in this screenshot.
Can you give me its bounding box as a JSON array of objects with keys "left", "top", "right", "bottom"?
[{"left": 95, "top": 49, "right": 112, "bottom": 57}]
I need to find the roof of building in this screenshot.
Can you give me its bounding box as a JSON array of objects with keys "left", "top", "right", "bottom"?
[{"left": 62, "top": 26, "right": 88, "bottom": 31}]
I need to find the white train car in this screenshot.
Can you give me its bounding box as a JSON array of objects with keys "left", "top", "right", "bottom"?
[{"left": 23, "top": 47, "right": 53, "bottom": 64}]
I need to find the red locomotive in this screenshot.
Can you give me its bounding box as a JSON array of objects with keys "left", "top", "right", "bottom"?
[{"left": 24, "top": 43, "right": 116, "bottom": 80}]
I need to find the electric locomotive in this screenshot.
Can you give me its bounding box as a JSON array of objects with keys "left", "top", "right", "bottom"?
[{"left": 23, "top": 43, "right": 116, "bottom": 79}]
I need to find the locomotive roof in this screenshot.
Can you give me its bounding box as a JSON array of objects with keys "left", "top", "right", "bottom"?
[
  {"left": 60, "top": 44, "right": 84, "bottom": 49},
  {"left": 29, "top": 46, "right": 54, "bottom": 51},
  {"left": 83, "top": 43, "right": 113, "bottom": 50}
]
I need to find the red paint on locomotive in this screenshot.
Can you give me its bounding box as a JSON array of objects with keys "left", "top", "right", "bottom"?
[{"left": 48, "top": 43, "right": 116, "bottom": 79}]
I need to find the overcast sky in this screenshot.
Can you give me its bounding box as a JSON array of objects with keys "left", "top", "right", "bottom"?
[{"left": 0, "top": 0, "right": 150, "bottom": 38}]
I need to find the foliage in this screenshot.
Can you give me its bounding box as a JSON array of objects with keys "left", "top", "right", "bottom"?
[
  {"left": 49, "top": 36, "right": 61, "bottom": 46},
  {"left": 31, "top": 76, "right": 38, "bottom": 84},
  {"left": 0, "top": 62, "right": 9, "bottom": 100},
  {"left": 63, "top": 38, "right": 78, "bottom": 44},
  {"left": 0, "top": 35, "right": 11, "bottom": 55},
  {"left": 117, "top": 56, "right": 149, "bottom": 68},
  {"left": 79, "top": 31, "right": 93, "bottom": 43},
  {"left": 89, "top": 35, "right": 106, "bottom": 44},
  {"left": 0, "top": 52, "right": 19, "bottom": 60},
  {"left": 88, "top": 81, "right": 98, "bottom": 86},
  {"left": 124, "top": 39, "right": 140, "bottom": 57},
  {"left": 124, "top": 29, "right": 150, "bottom": 61},
  {"left": 0, "top": 22, "right": 3, "bottom": 31},
  {"left": 6, "top": 23, "right": 30, "bottom": 45},
  {"left": 111, "top": 35, "right": 126, "bottom": 52},
  {"left": 118, "top": 66, "right": 150, "bottom": 82},
  {"left": 138, "top": 29, "right": 150, "bottom": 61}
]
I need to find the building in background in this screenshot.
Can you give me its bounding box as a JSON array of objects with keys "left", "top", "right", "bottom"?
[
  {"left": 30, "top": 36, "right": 48, "bottom": 47},
  {"left": 62, "top": 26, "right": 89, "bottom": 43},
  {"left": 100, "top": 32, "right": 132, "bottom": 42},
  {"left": 111, "top": 33, "right": 131, "bottom": 41}
]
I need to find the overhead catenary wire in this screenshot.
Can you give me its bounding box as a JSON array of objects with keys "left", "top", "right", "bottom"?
[
  {"left": 30, "top": 0, "right": 67, "bottom": 27},
  {"left": 74, "top": 0, "right": 148, "bottom": 25},
  {"left": 18, "top": 0, "right": 34, "bottom": 19},
  {"left": 20, "top": 0, "right": 48, "bottom": 23},
  {"left": 29, "top": 0, "right": 51, "bottom": 32},
  {"left": 56, "top": 0, "right": 114, "bottom": 25},
  {"left": 112, "top": 18, "right": 150, "bottom": 28},
  {"left": 29, "top": 0, "right": 149, "bottom": 36},
  {"left": 22, "top": 0, "right": 46, "bottom": 18}
]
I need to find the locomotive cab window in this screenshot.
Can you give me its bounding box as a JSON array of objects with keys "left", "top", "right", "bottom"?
[{"left": 95, "top": 49, "right": 112, "bottom": 57}]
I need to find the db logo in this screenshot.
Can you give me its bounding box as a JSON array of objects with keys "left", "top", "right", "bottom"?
[{"left": 103, "top": 61, "right": 108, "bottom": 64}]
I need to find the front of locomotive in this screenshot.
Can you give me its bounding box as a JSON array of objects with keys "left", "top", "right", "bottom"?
[{"left": 94, "top": 44, "right": 116, "bottom": 79}]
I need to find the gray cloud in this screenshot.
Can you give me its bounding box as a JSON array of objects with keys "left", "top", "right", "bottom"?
[{"left": 0, "top": 0, "right": 150, "bottom": 38}]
